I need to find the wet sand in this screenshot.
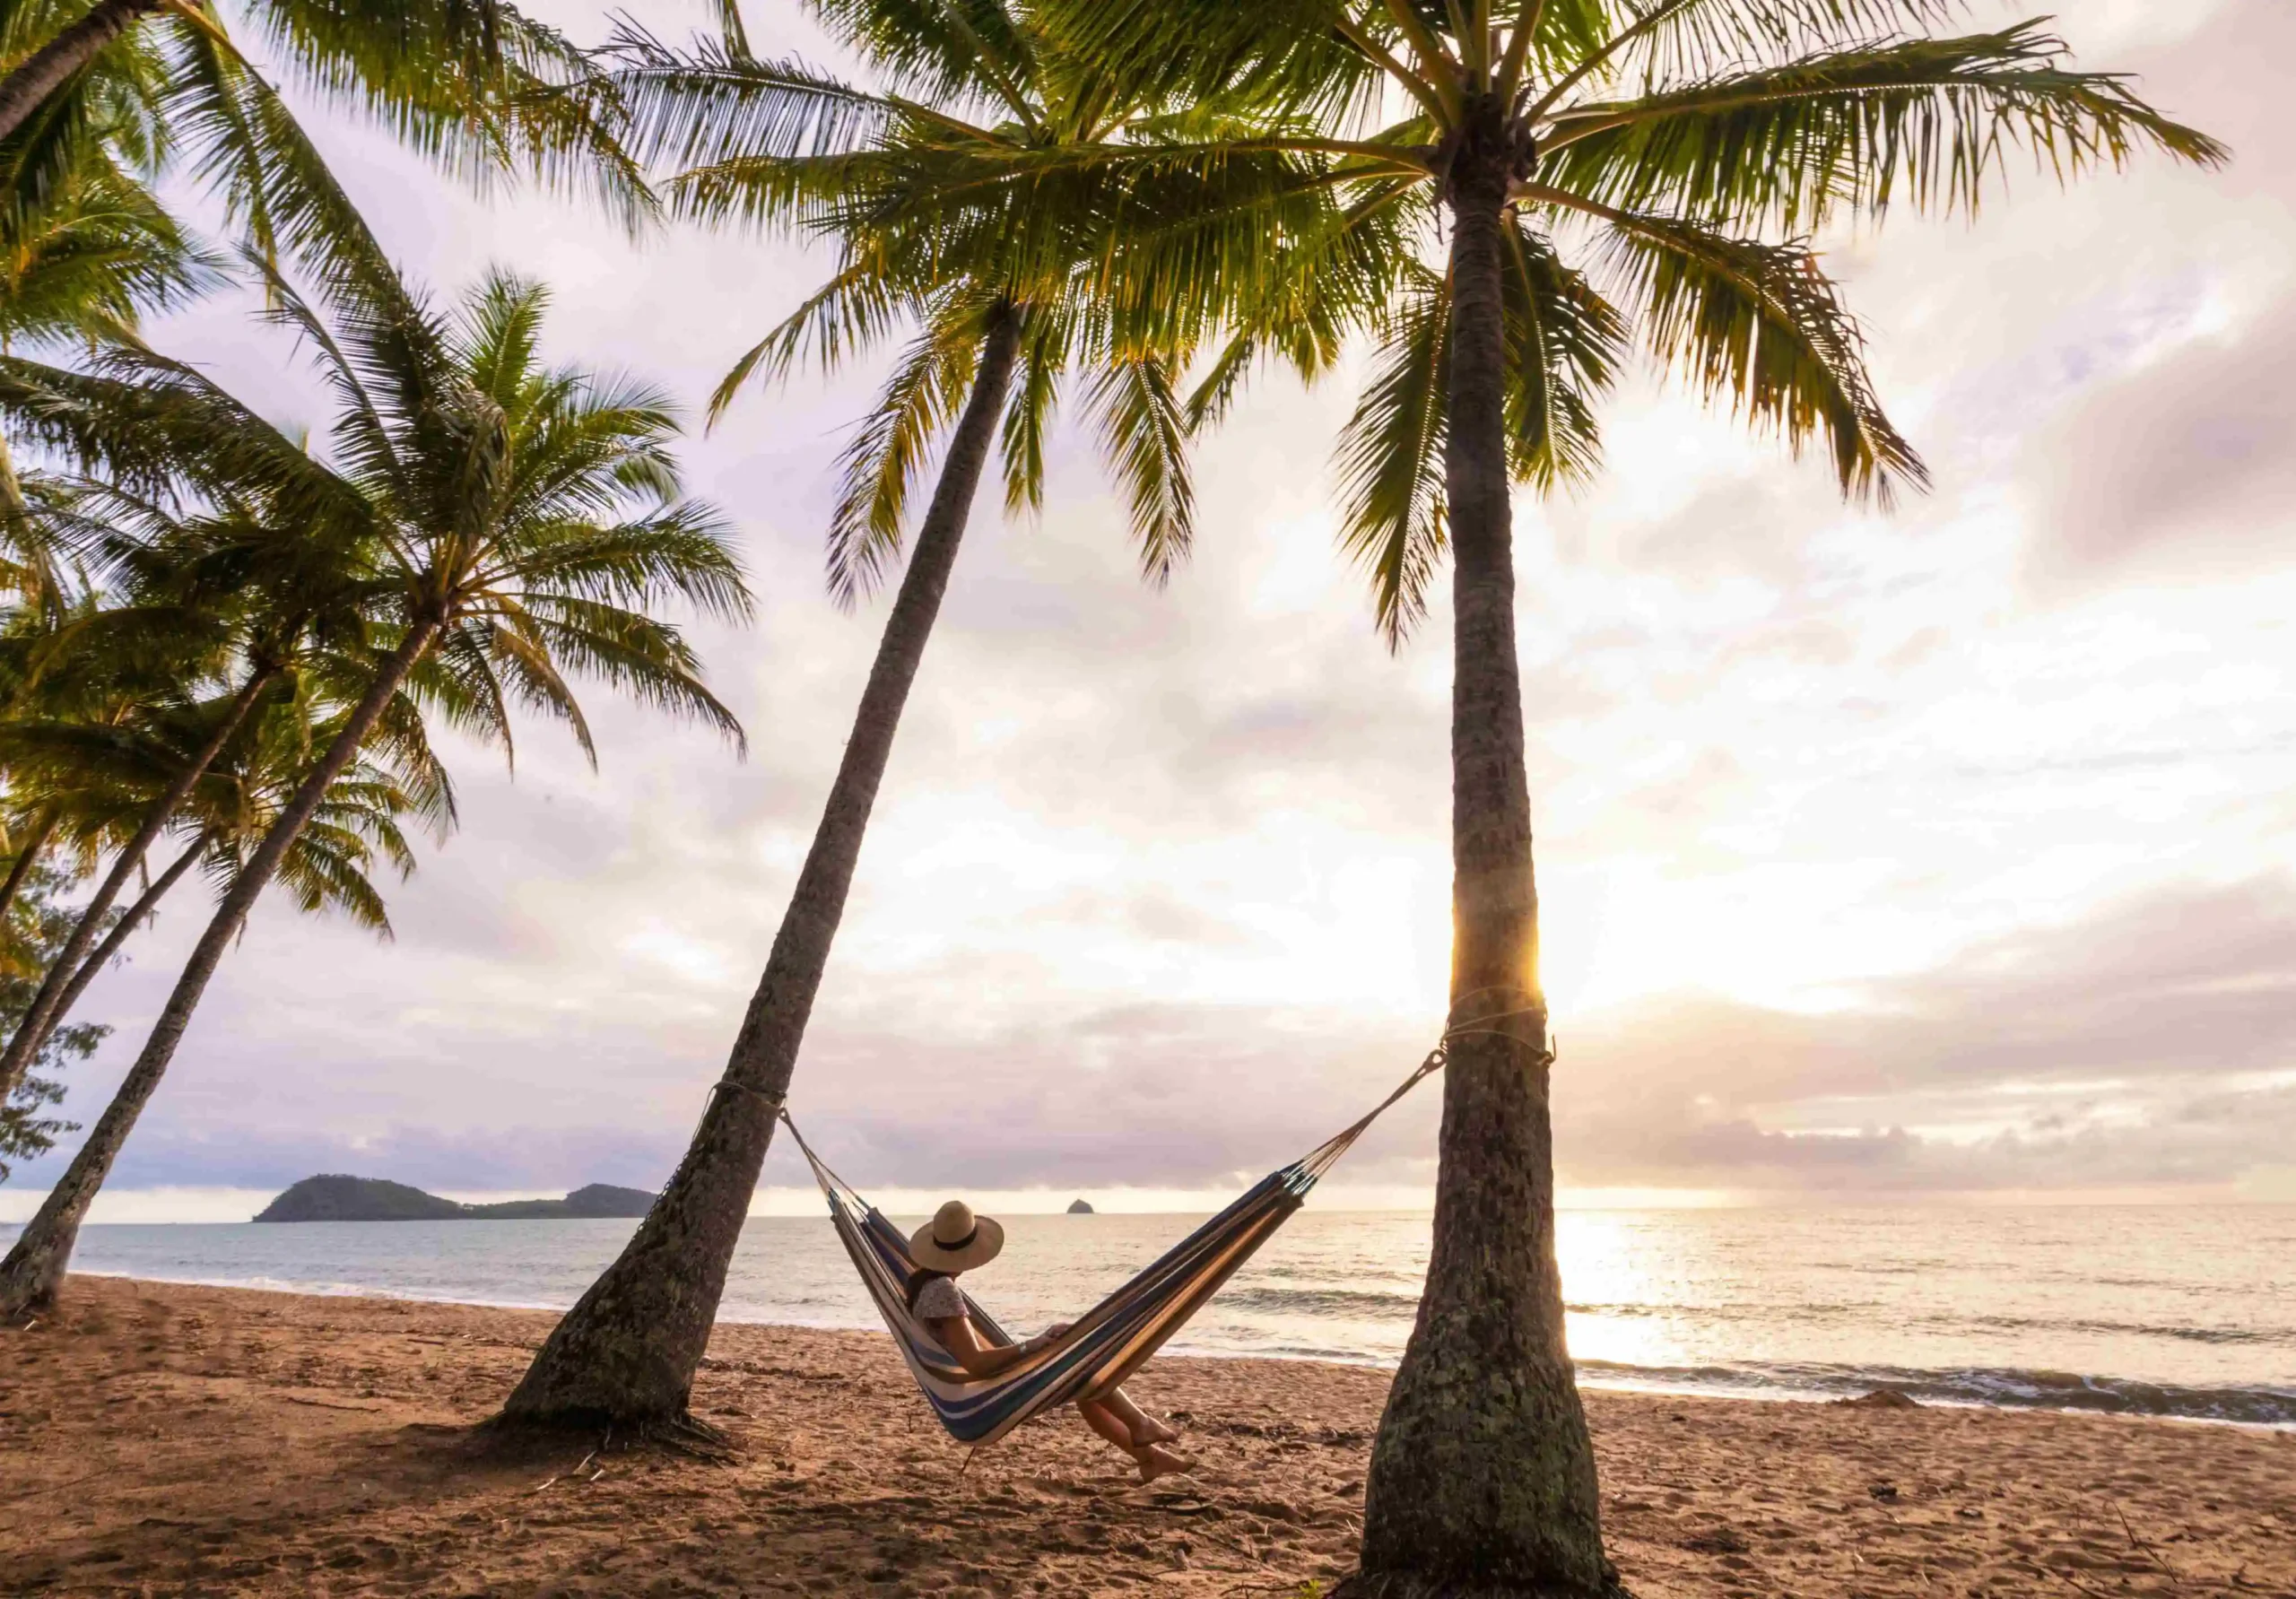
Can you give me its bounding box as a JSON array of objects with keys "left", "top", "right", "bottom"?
[{"left": 3, "top": 1276, "right": 2289, "bottom": 1595}]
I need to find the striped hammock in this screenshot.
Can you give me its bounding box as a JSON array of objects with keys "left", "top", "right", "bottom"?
[{"left": 778, "top": 1048, "right": 1445, "bottom": 1449}]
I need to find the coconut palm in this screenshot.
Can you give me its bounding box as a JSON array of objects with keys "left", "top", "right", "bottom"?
[
  {"left": 0, "top": 658, "right": 285, "bottom": 1100},
  {"left": 0, "top": 102, "right": 217, "bottom": 611},
  {"left": 0, "top": 89, "right": 210, "bottom": 347},
  {"left": 499, "top": 1, "right": 1336, "bottom": 1431},
  {"left": 0, "top": 580, "right": 230, "bottom": 944},
  {"left": 0, "top": 852, "right": 104, "bottom": 1178},
  {"left": 0, "top": 0, "right": 645, "bottom": 226},
  {"left": 0, "top": 256, "right": 750, "bottom": 1314},
  {"left": 0, "top": 705, "right": 438, "bottom": 1230},
  {"left": 0, "top": 387, "right": 429, "bottom": 1110},
  {"left": 1012, "top": 3, "right": 2227, "bottom": 1592},
  {"left": 1, "top": 630, "right": 458, "bottom": 1122}
]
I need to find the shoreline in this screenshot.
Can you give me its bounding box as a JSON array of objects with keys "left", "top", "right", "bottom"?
[
  {"left": 4, "top": 1276, "right": 2292, "bottom": 1596},
  {"left": 56, "top": 1263, "right": 2296, "bottom": 1433}
]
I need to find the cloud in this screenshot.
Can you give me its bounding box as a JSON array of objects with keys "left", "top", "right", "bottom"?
[
  {"left": 1553, "top": 874, "right": 2296, "bottom": 1192},
  {"left": 12, "top": 1, "right": 2296, "bottom": 1220},
  {"left": 2022, "top": 300, "right": 2296, "bottom": 591},
  {"left": 78, "top": 875, "right": 2296, "bottom": 1204}
]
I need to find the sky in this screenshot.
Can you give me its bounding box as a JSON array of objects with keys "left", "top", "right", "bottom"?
[{"left": 6, "top": 0, "right": 2295, "bottom": 1222}]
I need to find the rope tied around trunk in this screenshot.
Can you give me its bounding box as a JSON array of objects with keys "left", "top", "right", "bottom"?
[
  {"left": 711, "top": 1077, "right": 786, "bottom": 1112},
  {"left": 1442, "top": 985, "right": 1558, "bottom": 1068}
]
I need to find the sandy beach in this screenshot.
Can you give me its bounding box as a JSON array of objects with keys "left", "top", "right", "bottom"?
[{"left": 3, "top": 1277, "right": 2289, "bottom": 1597}]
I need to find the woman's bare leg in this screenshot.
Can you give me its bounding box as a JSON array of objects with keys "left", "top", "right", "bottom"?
[
  {"left": 1075, "top": 1400, "right": 1193, "bottom": 1482},
  {"left": 1100, "top": 1387, "right": 1180, "bottom": 1446},
  {"left": 1076, "top": 1398, "right": 1138, "bottom": 1454}
]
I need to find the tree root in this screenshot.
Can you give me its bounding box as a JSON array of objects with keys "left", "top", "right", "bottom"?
[{"left": 474, "top": 1408, "right": 736, "bottom": 1464}]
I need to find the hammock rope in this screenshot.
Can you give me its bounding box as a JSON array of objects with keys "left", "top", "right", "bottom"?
[{"left": 776, "top": 1022, "right": 1529, "bottom": 1450}]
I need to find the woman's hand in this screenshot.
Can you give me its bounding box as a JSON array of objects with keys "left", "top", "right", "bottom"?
[{"left": 1042, "top": 1321, "right": 1073, "bottom": 1340}]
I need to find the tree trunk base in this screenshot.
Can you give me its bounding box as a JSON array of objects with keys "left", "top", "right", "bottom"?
[{"left": 0, "top": 1226, "right": 72, "bottom": 1322}]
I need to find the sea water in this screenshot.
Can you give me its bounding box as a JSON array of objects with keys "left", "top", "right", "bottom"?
[{"left": 24, "top": 1204, "right": 2295, "bottom": 1427}]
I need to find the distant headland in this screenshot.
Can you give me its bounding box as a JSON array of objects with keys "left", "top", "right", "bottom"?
[
  {"left": 1066, "top": 1197, "right": 1094, "bottom": 1214},
  {"left": 253, "top": 1176, "right": 656, "bottom": 1223}
]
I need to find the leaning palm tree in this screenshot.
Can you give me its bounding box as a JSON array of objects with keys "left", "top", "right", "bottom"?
[
  {"left": 1027, "top": 4, "right": 2223, "bottom": 1593},
  {"left": 0, "top": 258, "right": 750, "bottom": 1314},
  {"left": 0, "top": 705, "right": 438, "bottom": 1234},
  {"left": 500, "top": 3, "right": 1327, "bottom": 1430},
  {"left": 0, "top": 662, "right": 282, "bottom": 1100},
  {"left": 5, "top": 650, "right": 456, "bottom": 1108},
  {"left": 0, "top": 580, "right": 230, "bottom": 941},
  {"left": 0, "top": 851, "right": 105, "bottom": 1178},
  {"left": 0, "top": 387, "right": 416, "bottom": 1110}
]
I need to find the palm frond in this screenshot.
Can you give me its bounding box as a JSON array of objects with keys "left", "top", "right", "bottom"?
[
  {"left": 703, "top": 256, "right": 911, "bottom": 421},
  {"left": 1082, "top": 352, "right": 1193, "bottom": 585},
  {"left": 823, "top": 297, "right": 983, "bottom": 606},
  {"left": 606, "top": 21, "right": 903, "bottom": 172},
  {"left": 1335, "top": 269, "right": 1448, "bottom": 647},
  {"left": 999, "top": 308, "right": 1065, "bottom": 517},
  {"left": 1499, "top": 220, "right": 1622, "bottom": 491},
  {"left": 1541, "top": 22, "right": 2230, "bottom": 230},
  {"left": 1556, "top": 195, "right": 1925, "bottom": 500}
]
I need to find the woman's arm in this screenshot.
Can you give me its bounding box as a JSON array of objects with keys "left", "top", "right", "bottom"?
[{"left": 931, "top": 1315, "right": 1070, "bottom": 1378}]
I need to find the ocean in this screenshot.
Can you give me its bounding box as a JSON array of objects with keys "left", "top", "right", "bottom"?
[{"left": 27, "top": 1204, "right": 2295, "bottom": 1428}]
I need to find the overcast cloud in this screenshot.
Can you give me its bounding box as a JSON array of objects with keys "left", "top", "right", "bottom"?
[{"left": 6, "top": 0, "right": 2294, "bottom": 1221}]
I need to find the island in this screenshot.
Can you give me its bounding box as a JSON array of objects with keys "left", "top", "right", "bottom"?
[
  {"left": 253, "top": 1176, "right": 657, "bottom": 1223},
  {"left": 1066, "top": 1197, "right": 1094, "bottom": 1214}
]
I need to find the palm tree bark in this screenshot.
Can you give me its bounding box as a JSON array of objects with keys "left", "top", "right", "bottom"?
[
  {"left": 46, "top": 830, "right": 206, "bottom": 1035},
  {"left": 0, "top": 622, "right": 436, "bottom": 1318},
  {"left": 1343, "top": 100, "right": 1616, "bottom": 1599},
  {"left": 0, "top": 667, "right": 274, "bottom": 1105},
  {"left": 500, "top": 307, "right": 1025, "bottom": 1428},
  {"left": 0, "top": 809, "right": 57, "bottom": 923},
  {"left": 0, "top": 0, "right": 165, "bottom": 144}
]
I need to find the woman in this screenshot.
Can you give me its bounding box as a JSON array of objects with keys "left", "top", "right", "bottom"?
[{"left": 908, "top": 1199, "right": 1194, "bottom": 1482}]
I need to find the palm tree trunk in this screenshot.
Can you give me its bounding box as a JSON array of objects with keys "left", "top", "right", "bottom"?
[
  {"left": 500, "top": 307, "right": 1026, "bottom": 1429},
  {"left": 0, "top": 809, "right": 57, "bottom": 925},
  {"left": 0, "top": 0, "right": 163, "bottom": 143},
  {"left": 1343, "top": 101, "right": 1615, "bottom": 1599},
  {"left": 45, "top": 831, "right": 206, "bottom": 1039},
  {"left": 0, "top": 623, "right": 435, "bottom": 1318},
  {"left": 0, "top": 668, "right": 274, "bottom": 1105}
]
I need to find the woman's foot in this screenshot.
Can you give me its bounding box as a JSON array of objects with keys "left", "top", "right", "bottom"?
[
  {"left": 1132, "top": 1416, "right": 1183, "bottom": 1447},
  {"left": 1134, "top": 1444, "right": 1195, "bottom": 1483}
]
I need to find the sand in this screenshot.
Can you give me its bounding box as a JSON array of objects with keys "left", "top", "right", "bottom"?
[{"left": 3, "top": 1277, "right": 2290, "bottom": 1596}]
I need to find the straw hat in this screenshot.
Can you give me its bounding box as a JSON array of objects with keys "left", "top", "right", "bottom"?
[{"left": 909, "top": 1199, "right": 1004, "bottom": 1273}]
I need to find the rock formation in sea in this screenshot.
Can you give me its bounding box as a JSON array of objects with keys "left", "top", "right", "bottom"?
[
  {"left": 1066, "top": 1197, "right": 1094, "bottom": 1214},
  {"left": 254, "top": 1176, "right": 657, "bottom": 1222}
]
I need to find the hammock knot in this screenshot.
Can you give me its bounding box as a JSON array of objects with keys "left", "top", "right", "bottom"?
[
  {"left": 712, "top": 1077, "right": 786, "bottom": 1113},
  {"left": 1439, "top": 986, "right": 1557, "bottom": 1068}
]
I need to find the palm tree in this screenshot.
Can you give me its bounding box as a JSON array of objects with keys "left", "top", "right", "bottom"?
[
  {"left": 0, "top": 83, "right": 218, "bottom": 611},
  {"left": 0, "top": 393, "right": 437, "bottom": 1109},
  {"left": 500, "top": 3, "right": 1324, "bottom": 1430},
  {"left": 0, "top": 851, "right": 104, "bottom": 1178},
  {"left": 4, "top": 640, "right": 458, "bottom": 1135},
  {"left": 0, "top": 587, "right": 227, "bottom": 950},
  {"left": 0, "top": 0, "right": 644, "bottom": 213},
  {"left": 0, "top": 258, "right": 750, "bottom": 1315},
  {"left": 1020, "top": 4, "right": 2224, "bottom": 1593},
  {"left": 0, "top": 703, "right": 437, "bottom": 1233},
  {"left": 0, "top": 658, "right": 284, "bottom": 1099}
]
